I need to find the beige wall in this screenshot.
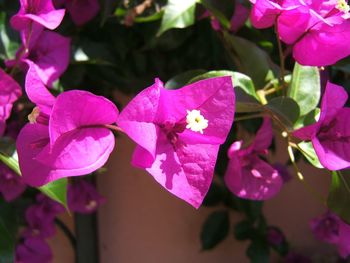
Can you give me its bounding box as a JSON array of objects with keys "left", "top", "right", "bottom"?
[{"left": 96, "top": 134, "right": 335, "bottom": 263}]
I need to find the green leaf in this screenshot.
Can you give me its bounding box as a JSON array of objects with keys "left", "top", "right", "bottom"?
[
  {"left": 200, "top": 210, "right": 230, "bottom": 250},
  {"left": 247, "top": 238, "right": 270, "bottom": 263},
  {"left": 266, "top": 97, "right": 300, "bottom": 129},
  {"left": 199, "top": 0, "right": 234, "bottom": 29},
  {"left": 0, "top": 152, "right": 21, "bottom": 176},
  {"left": 189, "top": 70, "right": 262, "bottom": 113},
  {"left": 297, "top": 141, "right": 323, "bottom": 169},
  {"left": 234, "top": 220, "right": 255, "bottom": 241},
  {"left": 165, "top": 69, "right": 206, "bottom": 89},
  {"left": 39, "top": 178, "right": 68, "bottom": 209},
  {"left": 327, "top": 170, "right": 350, "bottom": 224},
  {"left": 158, "top": 0, "right": 198, "bottom": 36},
  {"left": 0, "top": 200, "right": 18, "bottom": 262},
  {"left": 223, "top": 32, "right": 279, "bottom": 88},
  {"left": 288, "top": 62, "right": 320, "bottom": 116},
  {"left": 0, "top": 12, "right": 19, "bottom": 60}
]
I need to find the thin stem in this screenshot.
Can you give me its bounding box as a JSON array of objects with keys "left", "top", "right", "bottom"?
[
  {"left": 54, "top": 218, "right": 77, "bottom": 251},
  {"left": 105, "top": 124, "right": 125, "bottom": 133},
  {"left": 287, "top": 143, "right": 326, "bottom": 205},
  {"left": 275, "top": 24, "right": 286, "bottom": 91},
  {"left": 235, "top": 113, "right": 265, "bottom": 122}
]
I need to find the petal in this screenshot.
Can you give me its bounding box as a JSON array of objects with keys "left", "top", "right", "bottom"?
[
  {"left": 145, "top": 133, "right": 219, "bottom": 208},
  {"left": 292, "top": 122, "right": 320, "bottom": 140},
  {"left": 250, "top": 0, "right": 282, "bottom": 29},
  {"left": 253, "top": 117, "right": 273, "bottom": 151},
  {"left": 66, "top": 0, "right": 100, "bottom": 26},
  {"left": 25, "top": 62, "right": 56, "bottom": 115},
  {"left": 17, "top": 123, "right": 115, "bottom": 186},
  {"left": 10, "top": 0, "right": 65, "bottom": 31},
  {"left": 49, "top": 90, "right": 118, "bottom": 145},
  {"left": 225, "top": 155, "right": 283, "bottom": 200},
  {"left": 277, "top": 6, "right": 313, "bottom": 44},
  {"left": 117, "top": 80, "right": 162, "bottom": 163},
  {"left": 28, "top": 31, "right": 70, "bottom": 86},
  {"left": 293, "top": 20, "right": 350, "bottom": 66},
  {"left": 320, "top": 82, "right": 348, "bottom": 126},
  {"left": 313, "top": 108, "right": 350, "bottom": 170},
  {"left": 158, "top": 76, "right": 235, "bottom": 145},
  {"left": 0, "top": 68, "right": 22, "bottom": 105},
  {"left": 337, "top": 220, "right": 350, "bottom": 258}
]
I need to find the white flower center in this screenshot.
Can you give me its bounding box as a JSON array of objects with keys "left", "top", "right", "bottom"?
[
  {"left": 186, "top": 110, "right": 208, "bottom": 134},
  {"left": 336, "top": 0, "right": 350, "bottom": 13}
]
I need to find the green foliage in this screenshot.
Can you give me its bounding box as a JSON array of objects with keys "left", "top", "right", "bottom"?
[
  {"left": 39, "top": 178, "right": 68, "bottom": 210},
  {"left": 265, "top": 97, "right": 300, "bottom": 129},
  {"left": 0, "top": 200, "right": 18, "bottom": 262},
  {"left": 328, "top": 171, "right": 350, "bottom": 224},
  {"left": 222, "top": 32, "right": 279, "bottom": 88},
  {"left": 158, "top": 0, "right": 198, "bottom": 36},
  {"left": 288, "top": 62, "right": 321, "bottom": 116},
  {"left": 200, "top": 210, "right": 230, "bottom": 250},
  {"left": 297, "top": 141, "right": 323, "bottom": 169}
]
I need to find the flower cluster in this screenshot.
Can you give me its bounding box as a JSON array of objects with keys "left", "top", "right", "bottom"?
[{"left": 250, "top": 0, "right": 350, "bottom": 66}]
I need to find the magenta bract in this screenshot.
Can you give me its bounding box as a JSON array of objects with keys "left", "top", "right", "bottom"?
[
  {"left": 10, "top": 0, "right": 65, "bottom": 31},
  {"left": 0, "top": 164, "right": 26, "bottom": 202},
  {"left": 117, "top": 77, "right": 235, "bottom": 208},
  {"left": 250, "top": 0, "right": 350, "bottom": 66},
  {"left": 68, "top": 180, "right": 106, "bottom": 214},
  {"left": 293, "top": 82, "right": 350, "bottom": 170},
  {"left": 311, "top": 211, "right": 350, "bottom": 258},
  {"left": 224, "top": 118, "right": 283, "bottom": 200},
  {"left": 16, "top": 237, "right": 52, "bottom": 263},
  {"left": 16, "top": 70, "right": 118, "bottom": 186},
  {"left": 0, "top": 68, "right": 22, "bottom": 135}
]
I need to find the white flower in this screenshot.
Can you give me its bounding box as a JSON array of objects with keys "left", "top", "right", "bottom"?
[{"left": 185, "top": 109, "right": 208, "bottom": 134}]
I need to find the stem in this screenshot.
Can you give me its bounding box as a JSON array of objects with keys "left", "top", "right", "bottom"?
[
  {"left": 54, "top": 218, "right": 77, "bottom": 251},
  {"left": 105, "top": 124, "right": 124, "bottom": 133},
  {"left": 287, "top": 143, "right": 326, "bottom": 205},
  {"left": 275, "top": 24, "right": 286, "bottom": 91},
  {"left": 235, "top": 113, "right": 265, "bottom": 122}
]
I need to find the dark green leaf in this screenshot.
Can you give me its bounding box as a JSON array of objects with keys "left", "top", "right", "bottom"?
[
  {"left": 0, "top": 152, "right": 20, "bottom": 176},
  {"left": 0, "top": 200, "right": 18, "bottom": 262},
  {"left": 234, "top": 220, "right": 255, "bottom": 240},
  {"left": 165, "top": 69, "right": 206, "bottom": 89},
  {"left": 202, "top": 182, "right": 225, "bottom": 206},
  {"left": 200, "top": 210, "right": 230, "bottom": 250},
  {"left": 327, "top": 170, "right": 350, "bottom": 224},
  {"left": 199, "top": 0, "right": 234, "bottom": 29},
  {"left": 158, "top": 0, "right": 198, "bottom": 36},
  {"left": 39, "top": 178, "right": 68, "bottom": 209},
  {"left": 288, "top": 62, "right": 320, "bottom": 116},
  {"left": 247, "top": 238, "right": 270, "bottom": 263},
  {"left": 266, "top": 97, "right": 300, "bottom": 129},
  {"left": 223, "top": 32, "right": 279, "bottom": 88}
]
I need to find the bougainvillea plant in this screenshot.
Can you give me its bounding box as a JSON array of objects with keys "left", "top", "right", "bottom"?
[{"left": 1, "top": 0, "right": 350, "bottom": 262}]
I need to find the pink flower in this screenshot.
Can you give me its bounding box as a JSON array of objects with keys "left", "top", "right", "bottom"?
[
  {"left": 250, "top": 0, "right": 350, "bottom": 66},
  {"left": 117, "top": 77, "right": 235, "bottom": 208},
  {"left": 54, "top": 0, "right": 100, "bottom": 26},
  {"left": 68, "top": 180, "right": 106, "bottom": 214},
  {"left": 16, "top": 237, "right": 52, "bottom": 263},
  {"left": 293, "top": 82, "right": 350, "bottom": 170},
  {"left": 7, "top": 30, "right": 70, "bottom": 87},
  {"left": 311, "top": 211, "right": 350, "bottom": 258},
  {"left": 16, "top": 68, "right": 118, "bottom": 186},
  {"left": 204, "top": 1, "right": 249, "bottom": 32},
  {"left": 0, "top": 164, "right": 26, "bottom": 202},
  {"left": 224, "top": 118, "right": 283, "bottom": 200},
  {"left": 22, "top": 194, "right": 64, "bottom": 238},
  {"left": 0, "top": 68, "right": 22, "bottom": 136},
  {"left": 10, "top": 0, "right": 65, "bottom": 31}
]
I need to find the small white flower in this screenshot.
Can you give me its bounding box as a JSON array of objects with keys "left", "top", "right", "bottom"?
[
  {"left": 185, "top": 109, "right": 208, "bottom": 134},
  {"left": 336, "top": 0, "right": 350, "bottom": 13}
]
